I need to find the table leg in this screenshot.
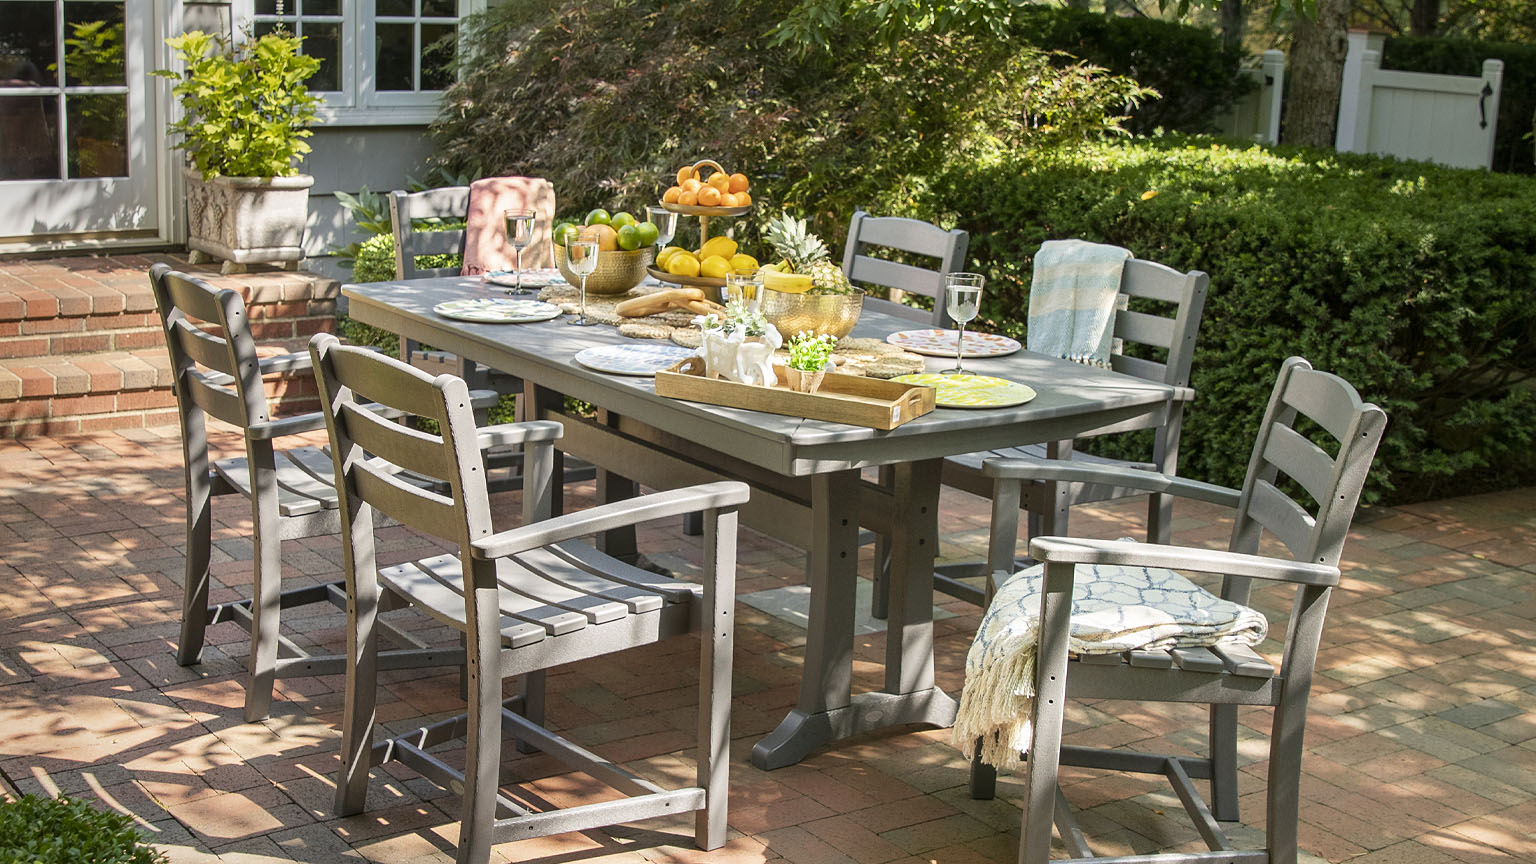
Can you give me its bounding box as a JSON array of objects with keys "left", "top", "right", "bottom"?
[
  {"left": 751, "top": 462, "right": 956, "bottom": 770},
  {"left": 594, "top": 409, "right": 638, "bottom": 561}
]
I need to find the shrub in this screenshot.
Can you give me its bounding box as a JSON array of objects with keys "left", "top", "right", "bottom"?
[
  {"left": 0, "top": 795, "right": 166, "bottom": 864},
  {"left": 1382, "top": 35, "right": 1536, "bottom": 175},
  {"left": 915, "top": 137, "right": 1536, "bottom": 504},
  {"left": 430, "top": 0, "right": 1241, "bottom": 246}
]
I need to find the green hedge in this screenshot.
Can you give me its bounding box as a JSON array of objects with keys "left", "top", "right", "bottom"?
[
  {"left": 1383, "top": 35, "right": 1536, "bottom": 175},
  {"left": 912, "top": 138, "right": 1536, "bottom": 504}
]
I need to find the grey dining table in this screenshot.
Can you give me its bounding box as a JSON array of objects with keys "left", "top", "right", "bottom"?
[{"left": 342, "top": 276, "right": 1182, "bottom": 770}]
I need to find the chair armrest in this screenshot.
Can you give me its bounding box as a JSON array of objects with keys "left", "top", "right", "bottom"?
[
  {"left": 477, "top": 420, "right": 562, "bottom": 450},
  {"left": 983, "top": 456, "right": 1241, "bottom": 508},
  {"left": 471, "top": 481, "right": 750, "bottom": 560},
  {"left": 1029, "top": 536, "right": 1340, "bottom": 587}
]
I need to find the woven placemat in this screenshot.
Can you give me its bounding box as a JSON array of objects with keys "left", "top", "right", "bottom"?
[{"left": 536, "top": 282, "right": 926, "bottom": 377}]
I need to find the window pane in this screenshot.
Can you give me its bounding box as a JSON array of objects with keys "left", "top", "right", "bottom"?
[
  {"left": 63, "top": 3, "right": 126, "bottom": 86},
  {"left": 67, "top": 92, "right": 126, "bottom": 177},
  {"left": 376, "top": 0, "right": 412, "bottom": 16},
  {"left": 420, "top": 23, "right": 454, "bottom": 91},
  {"left": 0, "top": 93, "right": 60, "bottom": 178},
  {"left": 375, "top": 23, "right": 413, "bottom": 91},
  {"left": 304, "top": 22, "right": 341, "bottom": 91},
  {"left": 305, "top": 0, "right": 340, "bottom": 14},
  {"left": 0, "top": 2, "right": 59, "bottom": 88},
  {"left": 254, "top": 0, "right": 285, "bottom": 13},
  {"left": 422, "top": 0, "right": 455, "bottom": 16}
]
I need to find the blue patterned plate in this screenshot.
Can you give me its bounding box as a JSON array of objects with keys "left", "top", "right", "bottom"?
[
  {"left": 574, "top": 344, "right": 696, "bottom": 377},
  {"left": 483, "top": 269, "right": 565, "bottom": 289},
  {"left": 433, "top": 298, "right": 563, "bottom": 323}
]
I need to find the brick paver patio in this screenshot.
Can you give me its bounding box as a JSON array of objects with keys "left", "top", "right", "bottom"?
[{"left": 1, "top": 421, "right": 1532, "bottom": 863}]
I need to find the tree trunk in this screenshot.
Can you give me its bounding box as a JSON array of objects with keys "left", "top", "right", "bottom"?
[
  {"left": 1410, "top": 0, "right": 1439, "bottom": 36},
  {"left": 1282, "top": 0, "right": 1353, "bottom": 148},
  {"left": 1221, "top": 0, "right": 1245, "bottom": 53}
]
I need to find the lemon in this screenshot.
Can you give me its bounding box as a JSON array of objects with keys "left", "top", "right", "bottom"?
[
  {"left": 666, "top": 252, "right": 701, "bottom": 278},
  {"left": 699, "top": 255, "right": 731, "bottom": 279},
  {"left": 656, "top": 246, "right": 686, "bottom": 268},
  {"left": 728, "top": 253, "right": 759, "bottom": 272},
  {"left": 699, "top": 236, "right": 738, "bottom": 261}
]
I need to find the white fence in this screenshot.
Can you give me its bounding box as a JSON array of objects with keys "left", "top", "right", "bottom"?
[
  {"left": 1217, "top": 50, "right": 1285, "bottom": 146},
  {"left": 1335, "top": 31, "right": 1504, "bottom": 171}
]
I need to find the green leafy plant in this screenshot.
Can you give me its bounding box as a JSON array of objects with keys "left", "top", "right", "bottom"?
[
  {"left": 331, "top": 169, "right": 473, "bottom": 269},
  {"left": 0, "top": 794, "right": 166, "bottom": 864},
  {"left": 156, "top": 29, "right": 321, "bottom": 179},
  {"left": 786, "top": 331, "right": 837, "bottom": 372}
]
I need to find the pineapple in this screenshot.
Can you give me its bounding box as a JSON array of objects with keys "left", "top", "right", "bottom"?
[{"left": 762, "top": 213, "right": 853, "bottom": 295}]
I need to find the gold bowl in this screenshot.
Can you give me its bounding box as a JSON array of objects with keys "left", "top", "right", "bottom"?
[
  {"left": 760, "top": 288, "right": 865, "bottom": 339},
  {"left": 555, "top": 245, "right": 653, "bottom": 295}
]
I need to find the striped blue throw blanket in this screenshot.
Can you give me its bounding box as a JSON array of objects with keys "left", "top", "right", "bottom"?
[
  {"left": 955, "top": 562, "right": 1267, "bottom": 769},
  {"left": 1026, "top": 239, "right": 1132, "bottom": 368}
]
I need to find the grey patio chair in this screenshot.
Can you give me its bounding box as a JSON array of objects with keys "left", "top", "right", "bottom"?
[
  {"left": 842, "top": 209, "right": 970, "bottom": 325},
  {"left": 309, "top": 333, "right": 747, "bottom": 864},
  {"left": 910, "top": 257, "right": 1209, "bottom": 611},
  {"left": 150, "top": 264, "right": 492, "bottom": 722},
  {"left": 965, "top": 356, "right": 1386, "bottom": 864}
]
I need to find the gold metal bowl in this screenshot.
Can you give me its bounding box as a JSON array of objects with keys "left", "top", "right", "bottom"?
[
  {"left": 555, "top": 245, "right": 653, "bottom": 295},
  {"left": 760, "top": 288, "right": 865, "bottom": 339}
]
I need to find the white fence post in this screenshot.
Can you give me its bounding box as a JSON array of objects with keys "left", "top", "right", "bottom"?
[
  {"left": 1479, "top": 58, "right": 1505, "bottom": 170},
  {"left": 1257, "top": 50, "right": 1284, "bottom": 145},
  {"left": 1336, "top": 31, "right": 1382, "bottom": 153}
]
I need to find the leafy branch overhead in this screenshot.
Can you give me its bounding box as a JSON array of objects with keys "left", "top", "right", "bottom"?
[{"left": 156, "top": 29, "right": 321, "bottom": 179}]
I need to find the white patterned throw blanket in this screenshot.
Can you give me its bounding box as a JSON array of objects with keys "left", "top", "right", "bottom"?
[
  {"left": 1026, "top": 239, "right": 1133, "bottom": 368},
  {"left": 955, "top": 562, "right": 1268, "bottom": 770}
]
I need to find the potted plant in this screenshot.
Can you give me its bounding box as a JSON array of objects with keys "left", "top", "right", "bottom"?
[
  {"left": 157, "top": 29, "right": 321, "bottom": 270},
  {"left": 784, "top": 331, "right": 837, "bottom": 393}
]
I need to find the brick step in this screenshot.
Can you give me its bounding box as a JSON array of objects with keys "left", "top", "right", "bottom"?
[
  {"left": 0, "top": 346, "right": 322, "bottom": 438},
  {"left": 0, "top": 254, "right": 339, "bottom": 362}
]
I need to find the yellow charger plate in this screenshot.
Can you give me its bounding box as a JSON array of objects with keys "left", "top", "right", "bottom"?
[{"left": 892, "top": 373, "right": 1037, "bottom": 409}]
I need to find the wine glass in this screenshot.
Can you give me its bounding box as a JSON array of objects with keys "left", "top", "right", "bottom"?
[
  {"left": 645, "top": 205, "right": 678, "bottom": 249},
  {"left": 503, "top": 208, "right": 536, "bottom": 295},
  {"left": 725, "top": 269, "right": 762, "bottom": 310},
  {"left": 566, "top": 237, "right": 600, "bottom": 326},
  {"left": 941, "top": 272, "right": 985, "bottom": 375}
]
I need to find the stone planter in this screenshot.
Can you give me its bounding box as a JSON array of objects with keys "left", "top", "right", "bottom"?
[{"left": 184, "top": 167, "right": 314, "bottom": 266}]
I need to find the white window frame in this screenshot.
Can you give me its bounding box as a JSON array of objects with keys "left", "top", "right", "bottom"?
[{"left": 232, "top": 0, "right": 484, "bottom": 127}]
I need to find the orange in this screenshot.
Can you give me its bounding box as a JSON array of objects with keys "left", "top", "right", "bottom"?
[
  {"left": 720, "top": 192, "right": 740, "bottom": 208},
  {"left": 582, "top": 224, "right": 619, "bottom": 252},
  {"left": 728, "top": 173, "right": 749, "bottom": 193},
  {"left": 706, "top": 172, "right": 731, "bottom": 193},
  {"left": 682, "top": 177, "right": 702, "bottom": 193},
  {"left": 736, "top": 191, "right": 752, "bottom": 206},
  {"left": 678, "top": 189, "right": 699, "bottom": 206},
  {"left": 697, "top": 185, "right": 722, "bottom": 206},
  {"left": 675, "top": 165, "right": 696, "bottom": 185},
  {"left": 662, "top": 185, "right": 682, "bottom": 204}
]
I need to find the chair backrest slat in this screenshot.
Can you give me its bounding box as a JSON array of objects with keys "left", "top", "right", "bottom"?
[
  {"left": 1110, "top": 259, "right": 1208, "bottom": 389},
  {"left": 150, "top": 264, "right": 271, "bottom": 434},
  {"left": 1113, "top": 308, "right": 1175, "bottom": 352},
  {"left": 841, "top": 210, "right": 969, "bottom": 326},
  {"left": 173, "top": 319, "right": 238, "bottom": 376},
  {"left": 185, "top": 373, "right": 248, "bottom": 427},
  {"left": 339, "top": 401, "right": 455, "bottom": 482},
  {"left": 1262, "top": 423, "right": 1338, "bottom": 508},
  {"left": 1108, "top": 353, "right": 1166, "bottom": 384},
  {"left": 1229, "top": 357, "right": 1387, "bottom": 570},
  {"left": 1119, "top": 259, "right": 1190, "bottom": 303},
  {"left": 390, "top": 187, "right": 471, "bottom": 280},
  {"left": 311, "top": 337, "right": 492, "bottom": 547}
]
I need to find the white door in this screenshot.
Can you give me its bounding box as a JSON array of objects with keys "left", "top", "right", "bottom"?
[{"left": 0, "top": 0, "right": 159, "bottom": 242}]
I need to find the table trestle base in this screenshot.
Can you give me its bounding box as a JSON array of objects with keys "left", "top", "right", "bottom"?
[{"left": 751, "top": 688, "right": 959, "bottom": 770}]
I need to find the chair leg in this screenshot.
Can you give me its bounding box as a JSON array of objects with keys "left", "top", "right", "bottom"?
[
  {"left": 177, "top": 460, "right": 213, "bottom": 666},
  {"left": 1020, "top": 561, "right": 1075, "bottom": 864},
  {"left": 1209, "top": 703, "right": 1240, "bottom": 822},
  {"left": 969, "top": 748, "right": 997, "bottom": 800},
  {"left": 1265, "top": 699, "right": 1306, "bottom": 864},
  {"left": 695, "top": 507, "right": 736, "bottom": 850},
  {"left": 514, "top": 669, "right": 545, "bottom": 755},
  {"left": 458, "top": 585, "right": 505, "bottom": 864},
  {"left": 245, "top": 444, "right": 282, "bottom": 723},
  {"left": 335, "top": 550, "right": 381, "bottom": 817}
]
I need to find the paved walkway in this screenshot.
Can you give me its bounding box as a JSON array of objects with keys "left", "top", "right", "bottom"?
[{"left": 0, "top": 426, "right": 1531, "bottom": 863}]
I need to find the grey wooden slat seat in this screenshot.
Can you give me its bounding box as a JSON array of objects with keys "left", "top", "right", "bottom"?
[
  {"left": 149, "top": 264, "right": 498, "bottom": 722},
  {"left": 842, "top": 209, "right": 970, "bottom": 325},
  {"left": 916, "top": 257, "right": 1209, "bottom": 611},
  {"left": 309, "top": 333, "right": 748, "bottom": 864},
  {"left": 966, "top": 356, "right": 1386, "bottom": 864}
]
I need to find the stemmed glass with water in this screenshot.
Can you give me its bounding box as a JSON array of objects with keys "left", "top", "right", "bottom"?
[
  {"left": 941, "top": 273, "right": 985, "bottom": 375},
  {"left": 503, "top": 208, "right": 536, "bottom": 295},
  {"left": 566, "top": 235, "right": 600, "bottom": 326},
  {"left": 645, "top": 205, "right": 678, "bottom": 252}
]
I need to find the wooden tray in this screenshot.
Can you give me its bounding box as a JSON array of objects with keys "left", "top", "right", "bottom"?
[
  {"left": 647, "top": 265, "right": 726, "bottom": 291},
  {"left": 655, "top": 357, "right": 936, "bottom": 430}
]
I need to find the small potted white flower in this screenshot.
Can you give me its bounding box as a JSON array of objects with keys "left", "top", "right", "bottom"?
[{"left": 784, "top": 331, "right": 837, "bottom": 393}]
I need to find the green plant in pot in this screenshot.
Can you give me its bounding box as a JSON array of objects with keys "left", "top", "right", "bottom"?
[{"left": 157, "top": 29, "right": 321, "bottom": 271}]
